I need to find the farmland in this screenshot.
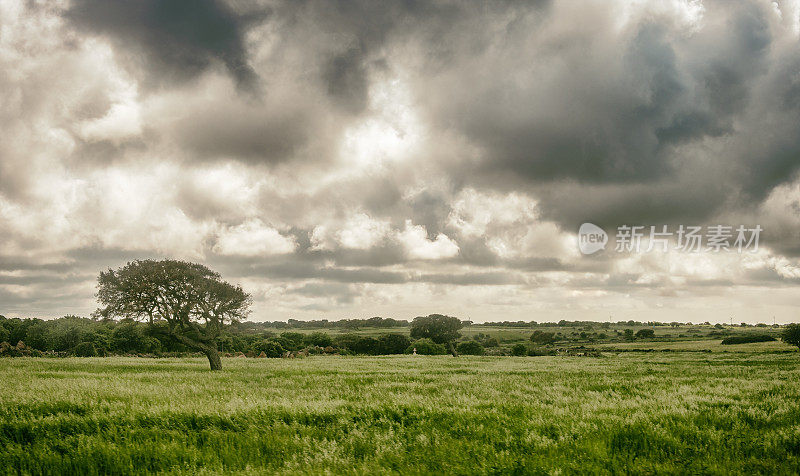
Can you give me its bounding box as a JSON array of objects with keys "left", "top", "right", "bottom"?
[{"left": 2, "top": 349, "right": 800, "bottom": 475}]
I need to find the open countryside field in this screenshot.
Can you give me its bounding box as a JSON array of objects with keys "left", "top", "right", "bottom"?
[{"left": 2, "top": 352, "right": 800, "bottom": 475}]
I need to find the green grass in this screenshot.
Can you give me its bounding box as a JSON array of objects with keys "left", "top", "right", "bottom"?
[
  {"left": 2, "top": 353, "right": 799, "bottom": 475},
  {"left": 597, "top": 339, "right": 793, "bottom": 353}
]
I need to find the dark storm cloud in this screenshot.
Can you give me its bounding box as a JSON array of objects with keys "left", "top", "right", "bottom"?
[
  {"left": 66, "top": 0, "right": 262, "bottom": 89},
  {"left": 0, "top": 258, "right": 75, "bottom": 273},
  {"left": 419, "top": 272, "right": 525, "bottom": 286},
  {"left": 323, "top": 45, "right": 370, "bottom": 114},
  {"left": 407, "top": 0, "right": 798, "bottom": 231},
  {"left": 289, "top": 282, "right": 361, "bottom": 304},
  {"left": 57, "top": 0, "right": 800, "bottom": 206}
]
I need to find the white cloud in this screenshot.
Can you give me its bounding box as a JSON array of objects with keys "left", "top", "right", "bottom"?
[
  {"left": 311, "top": 213, "right": 391, "bottom": 250},
  {"left": 213, "top": 220, "right": 296, "bottom": 256},
  {"left": 448, "top": 188, "right": 538, "bottom": 238},
  {"left": 397, "top": 220, "right": 459, "bottom": 260}
]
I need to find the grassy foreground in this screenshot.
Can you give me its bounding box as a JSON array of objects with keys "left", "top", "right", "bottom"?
[{"left": 1, "top": 353, "right": 799, "bottom": 475}]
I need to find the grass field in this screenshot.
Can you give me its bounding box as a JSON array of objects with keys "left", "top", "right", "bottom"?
[{"left": 2, "top": 352, "right": 800, "bottom": 475}]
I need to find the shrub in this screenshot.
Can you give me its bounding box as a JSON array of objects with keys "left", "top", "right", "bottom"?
[
  {"left": 406, "top": 338, "right": 447, "bottom": 355},
  {"left": 483, "top": 337, "right": 499, "bottom": 347},
  {"left": 527, "top": 347, "right": 557, "bottom": 356},
  {"left": 783, "top": 324, "right": 800, "bottom": 349},
  {"left": 623, "top": 329, "right": 635, "bottom": 341},
  {"left": 280, "top": 332, "right": 306, "bottom": 350},
  {"left": 721, "top": 334, "right": 776, "bottom": 345},
  {"left": 511, "top": 343, "right": 527, "bottom": 356},
  {"left": 333, "top": 334, "right": 361, "bottom": 352},
  {"left": 377, "top": 334, "right": 411, "bottom": 354},
  {"left": 271, "top": 336, "right": 296, "bottom": 351},
  {"left": 73, "top": 342, "right": 97, "bottom": 357},
  {"left": 635, "top": 329, "right": 655, "bottom": 339},
  {"left": 304, "top": 332, "right": 332, "bottom": 348},
  {"left": 456, "top": 341, "right": 485, "bottom": 355},
  {"left": 530, "top": 331, "right": 556, "bottom": 345},
  {"left": 254, "top": 339, "right": 284, "bottom": 357},
  {"left": 350, "top": 336, "right": 380, "bottom": 355}
]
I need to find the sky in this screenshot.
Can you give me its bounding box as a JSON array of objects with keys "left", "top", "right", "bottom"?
[{"left": 2, "top": 0, "right": 800, "bottom": 324}]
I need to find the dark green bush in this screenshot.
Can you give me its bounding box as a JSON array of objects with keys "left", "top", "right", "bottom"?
[
  {"left": 527, "top": 347, "right": 557, "bottom": 356},
  {"left": 635, "top": 329, "right": 655, "bottom": 339},
  {"left": 73, "top": 342, "right": 97, "bottom": 357},
  {"left": 333, "top": 334, "right": 362, "bottom": 352},
  {"left": 254, "top": 339, "right": 284, "bottom": 357},
  {"left": 511, "top": 343, "right": 527, "bottom": 356},
  {"left": 350, "top": 337, "right": 380, "bottom": 355},
  {"left": 377, "top": 334, "right": 411, "bottom": 354},
  {"left": 530, "top": 331, "right": 556, "bottom": 345},
  {"left": 456, "top": 341, "right": 485, "bottom": 355},
  {"left": 304, "top": 332, "right": 333, "bottom": 348},
  {"left": 406, "top": 338, "right": 447, "bottom": 355},
  {"left": 783, "top": 324, "right": 800, "bottom": 349},
  {"left": 279, "top": 332, "right": 306, "bottom": 350},
  {"left": 721, "top": 334, "right": 776, "bottom": 345},
  {"left": 333, "top": 334, "right": 382, "bottom": 354}
]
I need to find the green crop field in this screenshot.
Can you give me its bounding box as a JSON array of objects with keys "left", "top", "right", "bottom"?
[{"left": 2, "top": 351, "right": 800, "bottom": 475}]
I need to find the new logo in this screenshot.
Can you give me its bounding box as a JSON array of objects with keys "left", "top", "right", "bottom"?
[{"left": 578, "top": 223, "right": 608, "bottom": 255}]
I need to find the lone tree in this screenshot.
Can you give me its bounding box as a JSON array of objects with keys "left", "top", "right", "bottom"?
[
  {"left": 410, "top": 314, "right": 463, "bottom": 357},
  {"left": 95, "top": 259, "right": 251, "bottom": 370},
  {"left": 782, "top": 323, "right": 800, "bottom": 350}
]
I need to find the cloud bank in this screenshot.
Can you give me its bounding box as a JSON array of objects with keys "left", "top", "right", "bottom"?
[{"left": 1, "top": 0, "right": 800, "bottom": 323}]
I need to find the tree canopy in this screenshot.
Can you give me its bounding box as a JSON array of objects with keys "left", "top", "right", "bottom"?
[
  {"left": 410, "top": 314, "right": 462, "bottom": 356},
  {"left": 95, "top": 259, "right": 251, "bottom": 370}
]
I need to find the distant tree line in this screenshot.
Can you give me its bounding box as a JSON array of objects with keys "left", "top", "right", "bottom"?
[
  {"left": 2, "top": 314, "right": 797, "bottom": 359},
  {"left": 233, "top": 316, "right": 409, "bottom": 331},
  {"left": 0, "top": 315, "right": 484, "bottom": 358}
]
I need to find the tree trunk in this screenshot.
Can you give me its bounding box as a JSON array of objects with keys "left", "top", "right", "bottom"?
[
  {"left": 204, "top": 347, "right": 223, "bottom": 371},
  {"left": 165, "top": 330, "right": 223, "bottom": 371},
  {"left": 447, "top": 341, "right": 459, "bottom": 357}
]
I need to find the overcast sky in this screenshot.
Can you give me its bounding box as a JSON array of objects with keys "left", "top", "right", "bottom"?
[{"left": 2, "top": 0, "right": 800, "bottom": 323}]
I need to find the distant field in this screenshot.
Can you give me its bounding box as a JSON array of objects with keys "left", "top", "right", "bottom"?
[
  {"left": 2, "top": 353, "right": 800, "bottom": 474},
  {"left": 598, "top": 339, "right": 793, "bottom": 353}
]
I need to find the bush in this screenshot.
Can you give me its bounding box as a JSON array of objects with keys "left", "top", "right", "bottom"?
[
  {"left": 378, "top": 334, "right": 411, "bottom": 354},
  {"left": 530, "top": 331, "right": 556, "bottom": 345},
  {"left": 406, "top": 338, "right": 447, "bottom": 355},
  {"left": 304, "top": 332, "right": 333, "bottom": 348},
  {"left": 782, "top": 324, "right": 800, "bottom": 349},
  {"left": 635, "top": 329, "right": 655, "bottom": 339},
  {"left": 253, "top": 339, "right": 284, "bottom": 357},
  {"left": 456, "top": 341, "right": 485, "bottom": 355},
  {"left": 73, "top": 342, "right": 97, "bottom": 357},
  {"left": 270, "top": 336, "right": 296, "bottom": 352},
  {"left": 721, "top": 334, "right": 776, "bottom": 345},
  {"left": 279, "top": 332, "right": 306, "bottom": 350},
  {"left": 333, "top": 334, "right": 361, "bottom": 352},
  {"left": 350, "top": 336, "right": 380, "bottom": 355},
  {"left": 527, "top": 347, "right": 557, "bottom": 356},
  {"left": 511, "top": 343, "right": 527, "bottom": 356}
]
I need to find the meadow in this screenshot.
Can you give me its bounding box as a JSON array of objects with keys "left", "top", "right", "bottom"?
[{"left": 2, "top": 350, "right": 800, "bottom": 475}]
